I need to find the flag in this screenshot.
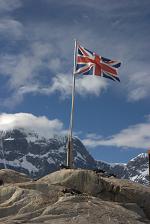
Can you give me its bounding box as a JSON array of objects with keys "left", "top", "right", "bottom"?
[{"left": 75, "top": 43, "right": 121, "bottom": 82}]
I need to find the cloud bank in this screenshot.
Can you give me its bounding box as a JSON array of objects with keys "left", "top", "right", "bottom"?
[
  {"left": 0, "top": 113, "right": 66, "bottom": 138},
  {"left": 83, "top": 115, "right": 150, "bottom": 149}
]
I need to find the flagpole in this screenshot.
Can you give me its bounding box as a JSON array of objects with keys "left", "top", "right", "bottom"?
[{"left": 67, "top": 39, "right": 77, "bottom": 168}]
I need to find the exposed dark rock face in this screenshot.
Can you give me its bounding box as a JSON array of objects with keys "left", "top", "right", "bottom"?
[
  {"left": 125, "top": 153, "right": 149, "bottom": 185},
  {"left": 0, "top": 129, "right": 96, "bottom": 179},
  {"left": 0, "top": 129, "right": 149, "bottom": 185},
  {"left": 96, "top": 153, "right": 149, "bottom": 185}
]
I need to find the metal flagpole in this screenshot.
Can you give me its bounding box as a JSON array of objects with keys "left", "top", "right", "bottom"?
[{"left": 67, "top": 40, "right": 77, "bottom": 168}]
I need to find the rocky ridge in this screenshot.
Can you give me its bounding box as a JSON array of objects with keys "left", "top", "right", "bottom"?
[
  {"left": 0, "top": 169, "right": 150, "bottom": 224},
  {"left": 97, "top": 153, "right": 149, "bottom": 185},
  {"left": 0, "top": 129, "right": 96, "bottom": 178},
  {"left": 0, "top": 129, "right": 149, "bottom": 185}
]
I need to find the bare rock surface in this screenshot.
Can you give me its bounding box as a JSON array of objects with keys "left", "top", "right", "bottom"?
[
  {"left": 0, "top": 169, "right": 31, "bottom": 184},
  {"left": 0, "top": 169, "right": 150, "bottom": 223}
]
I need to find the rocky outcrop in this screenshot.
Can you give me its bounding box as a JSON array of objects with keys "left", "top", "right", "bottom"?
[
  {"left": 0, "top": 169, "right": 31, "bottom": 184},
  {"left": 0, "top": 169, "right": 150, "bottom": 223}
]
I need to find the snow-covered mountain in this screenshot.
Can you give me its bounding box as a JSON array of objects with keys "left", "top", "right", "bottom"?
[
  {"left": 0, "top": 128, "right": 149, "bottom": 185},
  {"left": 125, "top": 153, "right": 149, "bottom": 185},
  {"left": 0, "top": 129, "right": 96, "bottom": 178},
  {"left": 97, "top": 153, "right": 149, "bottom": 185}
]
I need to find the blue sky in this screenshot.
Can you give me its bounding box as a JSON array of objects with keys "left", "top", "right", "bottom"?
[{"left": 0, "top": 0, "right": 150, "bottom": 163}]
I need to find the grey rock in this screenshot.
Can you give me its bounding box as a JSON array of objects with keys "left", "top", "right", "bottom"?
[
  {"left": 0, "top": 169, "right": 150, "bottom": 223},
  {"left": 0, "top": 169, "right": 31, "bottom": 184}
]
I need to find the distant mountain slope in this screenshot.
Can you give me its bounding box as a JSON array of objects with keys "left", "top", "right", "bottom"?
[
  {"left": 97, "top": 153, "right": 149, "bottom": 185},
  {"left": 125, "top": 153, "right": 149, "bottom": 185},
  {"left": 0, "top": 129, "right": 96, "bottom": 178},
  {"left": 0, "top": 128, "right": 149, "bottom": 185}
]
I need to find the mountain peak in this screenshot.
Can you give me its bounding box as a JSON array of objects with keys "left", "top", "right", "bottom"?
[
  {"left": 0, "top": 128, "right": 96, "bottom": 179},
  {"left": 0, "top": 128, "right": 149, "bottom": 185},
  {"left": 130, "top": 153, "right": 148, "bottom": 162}
]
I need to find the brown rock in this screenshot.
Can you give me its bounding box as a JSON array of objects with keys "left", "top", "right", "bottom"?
[{"left": 0, "top": 169, "right": 31, "bottom": 184}]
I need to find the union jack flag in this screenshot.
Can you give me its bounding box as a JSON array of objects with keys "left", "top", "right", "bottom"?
[{"left": 75, "top": 44, "right": 121, "bottom": 82}]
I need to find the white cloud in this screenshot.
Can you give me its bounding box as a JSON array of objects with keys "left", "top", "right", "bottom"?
[
  {"left": 0, "top": 54, "right": 40, "bottom": 88},
  {"left": 48, "top": 58, "right": 61, "bottom": 72},
  {"left": 46, "top": 74, "right": 108, "bottom": 98},
  {"left": 0, "top": 41, "right": 57, "bottom": 90},
  {"left": 1, "top": 85, "right": 40, "bottom": 108},
  {"left": 31, "top": 42, "right": 54, "bottom": 59},
  {"left": 127, "top": 72, "right": 150, "bottom": 101},
  {"left": 76, "top": 75, "right": 108, "bottom": 96},
  {"left": 0, "top": 0, "right": 22, "bottom": 13},
  {"left": 0, "top": 0, "right": 121, "bottom": 107},
  {"left": 85, "top": 133, "right": 103, "bottom": 140},
  {"left": 0, "top": 19, "right": 23, "bottom": 39},
  {"left": 0, "top": 113, "right": 66, "bottom": 138},
  {"left": 82, "top": 116, "right": 150, "bottom": 149},
  {"left": 0, "top": 0, "right": 149, "bottom": 107},
  {"left": 22, "top": 10, "right": 150, "bottom": 103},
  {"left": 0, "top": 1, "right": 23, "bottom": 38},
  {"left": 0, "top": 53, "right": 108, "bottom": 107},
  {"left": 2, "top": 92, "right": 24, "bottom": 109},
  {"left": 15, "top": 73, "right": 107, "bottom": 98}
]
